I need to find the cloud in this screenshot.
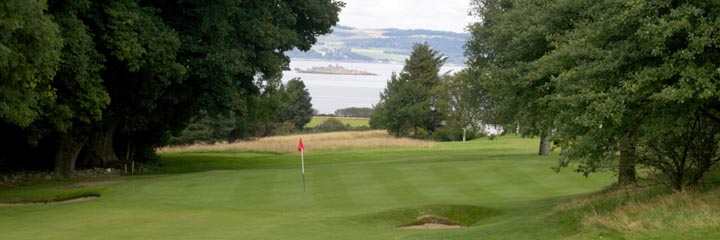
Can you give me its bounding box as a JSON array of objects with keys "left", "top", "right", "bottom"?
[{"left": 337, "top": 0, "right": 476, "bottom": 32}]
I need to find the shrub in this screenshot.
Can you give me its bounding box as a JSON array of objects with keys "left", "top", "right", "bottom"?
[{"left": 315, "top": 118, "right": 348, "bottom": 132}]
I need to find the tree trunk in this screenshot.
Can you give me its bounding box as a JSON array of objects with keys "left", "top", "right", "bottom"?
[
  {"left": 54, "top": 127, "right": 90, "bottom": 179},
  {"left": 538, "top": 131, "right": 552, "bottom": 156},
  {"left": 618, "top": 134, "right": 637, "bottom": 186},
  {"left": 78, "top": 122, "right": 119, "bottom": 168}
]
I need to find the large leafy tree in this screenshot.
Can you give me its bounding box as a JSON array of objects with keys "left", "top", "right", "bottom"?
[
  {"left": 468, "top": 0, "right": 720, "bottom": 190},
  {"left": 46, "top": 1, "right": 111, "bottom": 177},
  {"left": 0, "top": 0, "right": 343, "bottom": 178},
  {"left": 0, "top": 0, "right": 62, "bottom": 127},
  {"left": 371, "top": 43, "right": 446, "bottom": 137},
  {"left": 442, "top": 70, "right": 491, "bottom": 141},
  {"left": 77, "top": 0, "right": 185, "bottom": 169},
  {"left": 540, "top": 0, "right": 720, "bottom": 190},
  {"left": 0, "top": 1, "right": 111, "bottom": 177},
  {"left": 466, "top": 0, "right": 590, "bottom": 155}
]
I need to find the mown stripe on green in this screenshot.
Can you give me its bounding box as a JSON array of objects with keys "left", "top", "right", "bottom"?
[
  {"left": 429, "top": 165, "right": 502, "bottom": 201},
  {"left": 369, "top": 166, "right": 430, "bottom": 204},
  {"left": 310, "top": 167, "right": 355, "bottom": 207}
]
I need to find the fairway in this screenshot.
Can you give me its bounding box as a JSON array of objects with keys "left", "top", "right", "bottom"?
[{"left": 0, "top": 136, "right": 613, "bottom": 239}]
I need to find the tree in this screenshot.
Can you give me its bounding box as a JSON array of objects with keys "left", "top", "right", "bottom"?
[
  {"left": 0, "top": 0, "right": 62, "bottom": 128},
  {"left": 314, "top": 118, "right": 349, "bottom": 132},
  {"left": 83, "top": 0, "right": 340, "bottom": 176},
  {"left": 0, "top": 0, "right": 343, "bottom": 178},
  {"left": 469, "top": 0, "right": 720, "bottom": 190},
  {"left": 467, "top": 0, "right": 591, "bottom": 155},
  {"left": 542, "top": 0, "right": 720, "bottom": 190},
  {"left": 0, "top": 1, "right": 111, "bottom": 178},
  {"left": 442, "top": 70, "right": 491, "bottom": 141},
  {"left": 47, "top": 1, "right": 112, "bottom": 176},
  {"left": 335, "top": 107, "right": 373, "bottom": 118},
  {"left": 370, "top": 42, "right": 446, "bottom": 138},
  {"left": 279, "top": 78, "right": 314, "bottom": 130},
  {"left": 169, "top": 76, "right": 309, "bottom": 143}
]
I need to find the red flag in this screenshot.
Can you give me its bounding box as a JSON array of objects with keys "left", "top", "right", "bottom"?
[{"left": 297, "top": 138, "right": 304, "bottom": 152}]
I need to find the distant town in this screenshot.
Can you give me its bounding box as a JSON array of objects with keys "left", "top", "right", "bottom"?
[{"left": 287, "top": 25, "right": 469, "bottom": 64}]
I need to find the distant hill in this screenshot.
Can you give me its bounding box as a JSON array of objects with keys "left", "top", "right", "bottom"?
[{"left": 287, "top": 25, "right": 470, "bottom": 64}]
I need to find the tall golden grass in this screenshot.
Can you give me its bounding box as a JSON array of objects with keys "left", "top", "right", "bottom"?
[
  {"left": 554, "top": 187, "right": 720, "bottom": 232},
  {"left": 581, "top": 190, "right": 720, "bottom": 231},
  {"left": 157, "top": 130, "right": 437, "bottom": 153}
]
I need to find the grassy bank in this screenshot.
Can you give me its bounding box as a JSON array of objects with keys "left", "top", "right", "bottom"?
[{"left": 157, "top": 130, "right": 434, "bottom": 153}]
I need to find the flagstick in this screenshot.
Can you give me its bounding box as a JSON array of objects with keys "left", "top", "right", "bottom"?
[{"left": 301, "top": 149, "right": 306, "bottom": 192}]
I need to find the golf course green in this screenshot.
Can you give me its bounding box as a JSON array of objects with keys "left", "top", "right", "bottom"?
[{"left": 0, "top": 136, "right": 614, "bottom": 239}]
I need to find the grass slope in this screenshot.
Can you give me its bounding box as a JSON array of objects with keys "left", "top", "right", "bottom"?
[{"left": 0, "top": 136, "right": 616, "bottom": 239}]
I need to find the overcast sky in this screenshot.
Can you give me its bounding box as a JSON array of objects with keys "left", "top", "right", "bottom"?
[{"left": 337, "top": 0, "right": 477, "bottom": 33}]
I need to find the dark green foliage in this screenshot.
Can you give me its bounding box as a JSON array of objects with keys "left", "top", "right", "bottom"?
[
  {"left": 468, "top": 0, "right": 720, "bottom": 190},
  {"left": 49, "top": 10, "right": 109, "bottom": 131},
  {"left": 169, "top": 78, "right": 314, "bottom": 144},
  {"left": 278, "top": 78, "right": 314, "bottom": 130},
  {"left": 370, "top": 43, "right": 446, "bottom": 138},
  {"left": 0, "top": 0, "right": 62, "bottom": 127},
  {"left": 168, "top": 113, "right": 236, "bottom": 145},
  {"left": 637, "top": 110, "right": 720, "bottom": 191},
  {"left": 466, "top": 0, "right": 590, "bottom": 138},
  {"left": 439, "top": 70, "right": 490, "bottom": 141},
  {"left": 314, "top": 118, "right": 349, "bottom": 132},
  {"left": 334, "top": 107, "right": 373, "bottom": 118},
  {"left": 0, "top": 0, "right": 342, "bottom": 177}
]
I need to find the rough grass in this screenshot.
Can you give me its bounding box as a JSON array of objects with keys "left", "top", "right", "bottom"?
[
  {"left": 354, "top": 205, "right": 502, "bottom": 228},
  {"left": 552, "top": 185, "right": 720, "bottom": 238},
  {"left": 157, "top": 130, "right": 436, "bottom": 153},
  {"left": 583, "top": 189, "right": 720, "bottom": 232},
  {"left": 0, "top": 182, "right": 103, "bottom": 204},
  {"left": 306, "top": 116, "right": 370, "bottom": 128}
]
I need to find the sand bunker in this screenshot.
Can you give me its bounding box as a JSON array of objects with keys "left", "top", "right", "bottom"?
[
  {"left": 0, "top": 196, "right": 99, "bottom": 207},
  {"left": 398, "top": 214, "right": 466, "bottom": 230},
  {"left": 398, "top": 223, "right": 465, "bottom": 229}
]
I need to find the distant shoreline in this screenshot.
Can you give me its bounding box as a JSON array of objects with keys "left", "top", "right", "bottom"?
[{"left": 288, "top": 58, "right": 467, "bottom": 68}]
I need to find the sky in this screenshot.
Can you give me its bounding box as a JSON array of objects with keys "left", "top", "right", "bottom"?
[{"left": 337, "top": 0, "right": 477, "bottom": 33}]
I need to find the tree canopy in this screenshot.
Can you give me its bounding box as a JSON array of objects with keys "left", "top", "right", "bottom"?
[
  {"left": 0, "top": 0, "right": 343, "bottom": 177},
  {"left": 0, "top": 0, "right": 62, "bottom": 128},
  {"left": 370, "top": 43, "right": 447, "bottom": 138},
  {"left": 467, "top": 0, "right": 720, "bottom": 190},
  {"left": 334, "top": 107, "right": 373, "bottom": 118},
  {"left": 279, "top": 78, "right": 314, "bottom": 130}
]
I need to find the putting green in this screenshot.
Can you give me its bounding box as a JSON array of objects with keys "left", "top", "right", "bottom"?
[{"left": 0, "top": 136, "right": 613, "bottom": 239}]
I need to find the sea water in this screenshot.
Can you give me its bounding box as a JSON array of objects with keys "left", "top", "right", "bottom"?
[{"left": 282, "top": 59, "right": 465, "bottom": 114}]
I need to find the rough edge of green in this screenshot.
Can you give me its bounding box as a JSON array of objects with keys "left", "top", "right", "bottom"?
[{"left": 350, "top": 204, "right": 503, "bottom": 229}]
